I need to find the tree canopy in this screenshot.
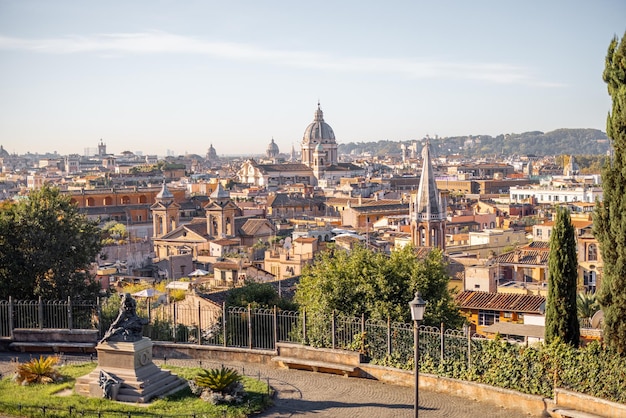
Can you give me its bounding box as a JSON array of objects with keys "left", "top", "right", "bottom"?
[
  {"left": 545, "top": 206, "right": 580, "bottom": 346},
  {"left": 294, "top": 244, "right": 462, "bottom": 328},
  {"left": 225, "top": 280, "right": 296, "bottom": 310},
  {"left": 594, "top": 31, "right": 626, "bottom": 354},
  {"left": 0, "top": 186, "right": 103, "bottom": 300}
]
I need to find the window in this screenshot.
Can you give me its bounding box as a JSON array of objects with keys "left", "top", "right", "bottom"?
[
  {"left": 587, "top": 244, "right": 598, "bottom": 261},
  {"left": 584, "top": 270, "right": 596, "bottom": 292},
  {"left": 478, "top": 310, "right": 500, "bottom": 326}
]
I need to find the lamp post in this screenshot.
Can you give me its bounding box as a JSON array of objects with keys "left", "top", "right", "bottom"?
[{"left": 409, "top": 291, "right": 427, "bottom": 418}]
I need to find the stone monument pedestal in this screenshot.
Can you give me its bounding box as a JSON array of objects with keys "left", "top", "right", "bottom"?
[{"left": 75, "top": 338, "right": 187, "bottom": 403}]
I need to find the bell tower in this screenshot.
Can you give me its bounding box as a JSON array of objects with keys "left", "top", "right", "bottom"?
[
  {"left": 410, "top": 141, "right": 446, "bottom": 250},
  {"left": 151, "top": 181, "right": 180, "bottom": 238}
]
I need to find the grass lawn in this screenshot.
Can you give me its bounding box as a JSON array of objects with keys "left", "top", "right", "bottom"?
[{"left": 0, "top": 362, "right": 272, "bottom": 417}]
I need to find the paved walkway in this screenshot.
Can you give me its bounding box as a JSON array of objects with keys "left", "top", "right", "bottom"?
[{"left": 0, "top": 352, "right": 534, "bottom": 417}]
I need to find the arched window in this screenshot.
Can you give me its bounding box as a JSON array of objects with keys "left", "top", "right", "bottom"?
[{"left": 587, "top": 244, "right": 598, "bottom": 261}]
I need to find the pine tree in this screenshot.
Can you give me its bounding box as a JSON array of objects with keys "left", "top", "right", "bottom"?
[
  {"left": 594, "top": 32, "right": 626, "bottom": 354},
  {"left": 545, "top": 206, "right": 580, "bottom": 347}
]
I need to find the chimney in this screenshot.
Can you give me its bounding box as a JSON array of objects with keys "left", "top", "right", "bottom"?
[{"left": 513, "top": 253, "right": 520, "bottom": 263}]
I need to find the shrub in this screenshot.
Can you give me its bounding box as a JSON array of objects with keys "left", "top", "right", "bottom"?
[
  {"left": 195, "top": 366, "right": 242, "bottom": 393},
  {"left": 14, "top": 356, "right": 62, "bottom": 385}
]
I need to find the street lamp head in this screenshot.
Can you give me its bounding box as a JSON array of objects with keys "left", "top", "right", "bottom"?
[{"left": 409, "top": 291, "right": 427, "bottom": 322}]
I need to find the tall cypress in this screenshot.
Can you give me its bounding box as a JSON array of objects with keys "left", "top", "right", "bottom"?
[
  {"left": 545, "top": 206, "right": 580, "bottom": 347},
  {"left": 594, "top": 32, "right": 626, "bottom": 354}
]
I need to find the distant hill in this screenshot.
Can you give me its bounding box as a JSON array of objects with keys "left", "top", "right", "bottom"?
[{"left": 338, "top": 129, "right": 610, "bottom": 157}]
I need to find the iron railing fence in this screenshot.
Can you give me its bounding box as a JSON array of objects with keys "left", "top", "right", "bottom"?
[
  {"left": 0, "top": 297, "right": 99, "bottom": 337},
  {"left": 0, "top": 297, "right": 594, "bottom": 370}
]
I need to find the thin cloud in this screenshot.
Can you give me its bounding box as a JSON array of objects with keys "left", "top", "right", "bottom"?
[{"left": 0, "top": 31, "right": 561, "bottom": 86}]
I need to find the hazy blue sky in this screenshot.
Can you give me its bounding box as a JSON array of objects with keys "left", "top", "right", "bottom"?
[{"left": 1, "top": 1, "right": 624, "bottom": 157}]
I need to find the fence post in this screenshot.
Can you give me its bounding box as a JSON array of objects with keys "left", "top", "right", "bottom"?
[
  {"left": 38, "top": 296, "right": 44, "bottom": 330},
  {"left": 387, "top": 316, "right": 391, "bottom": 357},
  {"left": 197, "top": 301, "right": 202, "bottom": 345},
  {"left": 97, "top": 297, "right": 102, "bottom": 338},
  {"left": 247, "top": 304, "right": 253, "bottom": 350},
  {"left": 302, "top": 308, "right": 307, "bottom": 345},
  {"left": 8, "top": 296, "right": 14, "bottom": 339},
  {"left": 467, "top": 329, "right": 472, "bottom": 369},
  {"left": 273, "top": 305, "right": 278, "bottom": 349},
  {"left": 440, "top": 322, "right": 445, "bottom": 362},
  {"left": 222, "top": 302, "right": 227, "bottom": 347},
  {"left": 331, "top": 310, "right": 336, "bottom": 349},
  {"left": 172, "top": 302, "right": 177, "bottom": 342},
  {"left": 361, "top": 313, "right": 365, "bottom": 353},
  {"left": 67, "top": 296, "right": 73, "bottom": 330}
]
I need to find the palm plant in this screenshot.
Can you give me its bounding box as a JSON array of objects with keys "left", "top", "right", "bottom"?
[
  {"left": 194, "top": 366, "right": 241, "bottom": 393},
  {"left": 15, "top": 355, "right": 62, "bottom": 385},
  {"left": 577, "top": 291, "right": 600, "bottom": 320}
]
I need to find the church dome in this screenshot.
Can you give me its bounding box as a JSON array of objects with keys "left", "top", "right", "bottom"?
[
  {"left": 266, "top": 138, "right": 280, "bottom": 158},
  {"left": 206, "top": 144, "right": 218, "bottom": 160},
  {"left": 303, "top": 102, "right": 335, "bottom": 144}
]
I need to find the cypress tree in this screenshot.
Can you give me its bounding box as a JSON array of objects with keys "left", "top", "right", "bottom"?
[
  {"left": 545, "top": 206, "right": 580, "bottom": 347},
  {"left": 594, "top": 32, "right": 626, "bottom": 354}
]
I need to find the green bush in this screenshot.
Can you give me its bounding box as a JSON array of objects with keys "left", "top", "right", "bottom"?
[
  {"left": 195, "top": 366, "right": 242, "bottom": 393},
  {"left": 415, "top": 338, "right": 626, "bottom": 403}
]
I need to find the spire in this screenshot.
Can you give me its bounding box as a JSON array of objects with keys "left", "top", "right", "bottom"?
[
  {"left": 314, "top": 101, "right": 324, "bottom": 122},
  {"left": 156, "top": 180, "right": 174, "bottom": 203},
  {"left": 415, "top": 141, "right": 444, "bottom": 221},
  {"left": 210, "top": 182, "right": 230, "bottom": 200}
]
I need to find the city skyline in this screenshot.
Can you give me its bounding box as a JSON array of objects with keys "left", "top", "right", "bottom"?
[{"left": 0, "top": 1, "right": 625, "bottom": 157}]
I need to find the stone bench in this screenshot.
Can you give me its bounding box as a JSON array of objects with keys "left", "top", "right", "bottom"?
[
  {"left": 551, "top": 409, "right": 604, "bottom": 418},
  {"left": 272, "top": 342, "right": 362, "bottom": 377},
  {"left": 9, "top": 328, "right": 99, "bottom": 353}
]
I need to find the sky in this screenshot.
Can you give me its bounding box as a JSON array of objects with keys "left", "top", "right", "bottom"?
[{"left": 0, "top": 1, "right": 625, "bottom": 158}]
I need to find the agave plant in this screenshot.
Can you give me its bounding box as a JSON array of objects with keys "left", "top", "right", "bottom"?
[
  {"left": 15, "top": 355, "right": 62, "bottom": 385},
  {"left": 194, "top": 366, "right": 241, "bottom": 393}
]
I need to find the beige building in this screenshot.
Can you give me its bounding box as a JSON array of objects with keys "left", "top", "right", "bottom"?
[{"left": 264, "top": 237, "right": 318, "bottom": 279}]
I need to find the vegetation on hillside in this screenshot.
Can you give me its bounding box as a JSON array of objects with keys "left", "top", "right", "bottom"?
[{"left": 338, "top": 128, "right": 609, "bottom": 158}]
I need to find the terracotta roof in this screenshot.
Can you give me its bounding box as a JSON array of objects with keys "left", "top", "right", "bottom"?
[
  {"left": 256, "top": 163, "right": 312, "bottom": 173},
  {"left": 482, "top": 322, "right": 545, "bottom": 338},
  {"left": 455, "top": 291, "right": 545, "bottom": 314},
  {"left": 239, "top": 218, "right": 274, "bottom": 236},
  {"left": 350, "top": 203, "right": 409, "bottom": 214},
  {"left": 184, "top": 222, "right": 209, "bottom": 237},
  {"left": 294, "top": 237, "right": 317, "bottom": 243},
  {"left": 213, "top": 261, "right": 239, "bottom": 270},
  {"left": 492, "top": 241, "right": 549, "bottom": 265},
  {"left": 211, "top": 238, "right": 240, "bottom": 246}
]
